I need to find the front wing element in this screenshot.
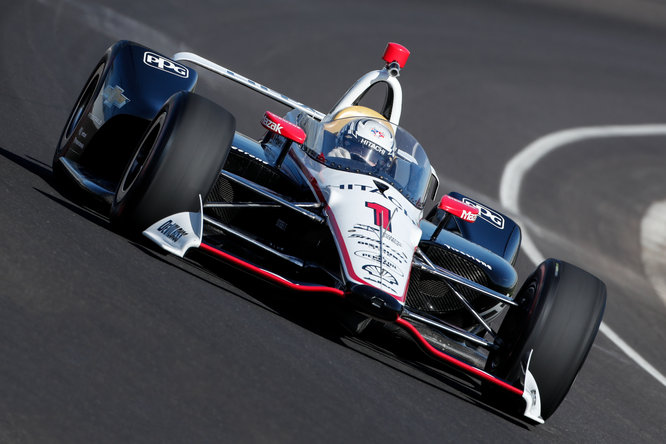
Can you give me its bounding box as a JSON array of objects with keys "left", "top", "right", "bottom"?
[{"left": 142, "top": 208, "right": 542, "bottom": 423}]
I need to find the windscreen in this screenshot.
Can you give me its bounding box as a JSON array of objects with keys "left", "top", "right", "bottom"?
[{"left": 298, "top": 115, "right": 433, "bottom": 209}]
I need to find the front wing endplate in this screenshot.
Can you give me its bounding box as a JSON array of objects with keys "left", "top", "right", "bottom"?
[
  {"left": 142, "top": 195, "right": 204, "bottom": 257},
  {"left": 522, "top": 350, "right": 544, "bottom": 424}
]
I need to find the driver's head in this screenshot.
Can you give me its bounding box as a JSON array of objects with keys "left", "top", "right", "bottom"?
[{"left": 335, "top": 118, "right": 396, "bottom": 166}]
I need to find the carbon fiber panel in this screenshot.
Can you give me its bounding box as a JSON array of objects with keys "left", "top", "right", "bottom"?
[{"left": 406, "top": 244, "right": 491, "bottom": 314}]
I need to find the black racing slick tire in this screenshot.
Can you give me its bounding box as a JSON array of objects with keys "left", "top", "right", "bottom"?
[
  {"left": 110, "top": 91, "right": 235, "bottom": 234},
  {"left": 52, "top": 57, "right": 107, "bottom": 176},
  {"left": 486, "top": 259, "right": 606, "bottom": 421}
]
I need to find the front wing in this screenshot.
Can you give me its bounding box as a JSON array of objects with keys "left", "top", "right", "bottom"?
[{"left": 143, "top": 206, "right": 544, "bottom": 424}]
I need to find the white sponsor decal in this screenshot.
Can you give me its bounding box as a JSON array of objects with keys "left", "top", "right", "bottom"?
[
  {"left": 156, "top": 220, "right": 188, "bottom": 242},
  {"left": 231, "top": 146, "right": 269, "bottom": 165},
  {"left": 348, "top": 224, "right": 407, "bottom": 261},
  {"left": 353, "top": 250, "right": 405, "bottom": 277},
  {"left": 462, "top": 197, "right": 504, "bottom": 229},
  {"left": 361, "top": 264, "right": 399, "bottom": 287},
  {"left": 460, "top": 209, "right": 478, "bottom": 222},
  {"left": 262, "top": 115, "right": 283, "bottom": 134},
  {"left": 143, "top": 52, "right": 189, "bottom": 78},
  {"left": 359, "top": 137, "right": 389, "bottom": 155},
  {"left": 442, "top": 242, "right": 492, "bottom": 271},
  {"left": 88, "top": 112, "right": 103, "bottom": 128},
  {"left": 143, "top": 196, "right": 203, "bottom": 257}
]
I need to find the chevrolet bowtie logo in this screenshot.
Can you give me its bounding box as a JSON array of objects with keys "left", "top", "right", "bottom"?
[{"left": 103, "top": 85, "right": 130, "bottom": 109}]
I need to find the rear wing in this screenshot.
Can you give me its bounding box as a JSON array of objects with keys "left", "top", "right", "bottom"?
[
  {"left": 173, "top": 52, "right": 326, "bottom": 120},
  {"left": 174, "top": 42, "right": 409, "bottom": 124}
]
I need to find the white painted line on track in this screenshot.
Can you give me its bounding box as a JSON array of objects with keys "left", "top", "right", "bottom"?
[
  {"left": 640, "top": 200, "right": 666, "bottom": 307},
  {"left": 500, "top": 124, "right": 666, "bottom": 211},
  {"left": 599, "top": 323, "right": 666, "bottom": 387},
  {"left": 500, "top": 124, "right": 666, "bottom": 388}
]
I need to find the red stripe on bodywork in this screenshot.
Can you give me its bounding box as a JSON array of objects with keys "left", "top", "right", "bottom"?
[
  {"left": 325, "top": 209, "right": 371, "bottom": 284},
  {"left": 199, "top": 243, "right": 345, "bottom": 297},
  {"left": 395, "top": 318, "right": 524, "bottom": 396},
  {"left": 198, "top": 243, "right": 521, "bottom": 396},
  {"left": 285, "top": 149, "right": 405, "bottom": 302}
]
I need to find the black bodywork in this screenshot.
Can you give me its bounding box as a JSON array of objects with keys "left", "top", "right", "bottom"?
[{"left": 55, "top": 41, "right": 197, "bottom": 201}]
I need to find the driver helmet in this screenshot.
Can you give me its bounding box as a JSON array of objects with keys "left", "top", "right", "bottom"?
[{"left": 334, "top": 118, "right": 396, "bottom": 166}]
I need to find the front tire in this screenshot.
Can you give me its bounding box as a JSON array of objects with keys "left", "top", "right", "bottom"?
[
  {"left": 52, "top": 58, "right": 107, "bottom": 178},
  {"left": 486, "top": 259, "right": 606, "bottom": 420},
  {"left": 110, "top": 91, "right": 235, "bottom": 234}
]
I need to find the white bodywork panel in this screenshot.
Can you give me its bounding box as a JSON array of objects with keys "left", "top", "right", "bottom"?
[
  {"left": 522, "top": 350, "right": 545, "bottom": 424},
  {"left": 142, "top": 196, "right": 204, "bottom": 257},
  {"left": 297, "top": 151, "right": 422, "bottom": 301}
]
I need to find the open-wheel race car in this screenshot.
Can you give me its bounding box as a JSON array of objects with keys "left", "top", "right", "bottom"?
[{"left": 53, "top": 41, "right": 607, "bottom": 423}]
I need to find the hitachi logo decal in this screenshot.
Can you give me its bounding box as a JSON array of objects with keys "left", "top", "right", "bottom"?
[
  {"left": 359, "top": 138, "right": 388, "bottom": 155},
  {"left": 261, "top": 115, "right": 283, "bottom": 134},
  {"left": 157, "top": 220, "right": 188, "bottom": 242}
]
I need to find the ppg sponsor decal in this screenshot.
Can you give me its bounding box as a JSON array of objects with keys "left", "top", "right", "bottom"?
[
  {"left": 462, "top": 197, "right": 504, "bottom": 229},
  {"left": 143, "top": 52, "right": 189, "bottom": 78}
]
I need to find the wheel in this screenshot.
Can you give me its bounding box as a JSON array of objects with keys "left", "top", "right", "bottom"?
[
  {"left": 486, "top": 258, "right": 606, "bottom": 420},
  {"left": 52, "top": 57, "right": 107, "bottom": 176},
  {"left": 110, "top": 91, "right": 235, "bottom": 234}
]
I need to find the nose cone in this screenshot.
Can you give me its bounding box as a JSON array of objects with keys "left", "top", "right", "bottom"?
[
  {"left": 324, "top": 172, "right": 422, "bottom": 301},
  {"left": 345, "top": 284, "right": 404, "bottom": 321}
]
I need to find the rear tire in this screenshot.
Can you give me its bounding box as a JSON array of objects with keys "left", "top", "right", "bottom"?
[
  {"left": 486, "top": 259, "right": 606, "bottom": 420},
  {"left": 110, "top": 91, "right": 235, "bottom": 234}
]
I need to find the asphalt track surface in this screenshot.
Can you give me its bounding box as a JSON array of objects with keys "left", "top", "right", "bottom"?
[{"left": 1, "top": 0, "right": 665, "bottom": 442}]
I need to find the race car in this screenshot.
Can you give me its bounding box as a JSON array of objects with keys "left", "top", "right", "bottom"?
[{"left": 52, "top": 40, "right": 607, "bottom": 424}]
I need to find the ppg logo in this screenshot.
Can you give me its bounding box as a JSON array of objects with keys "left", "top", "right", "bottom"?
[
  {"left": 462, "top": 197, "right": 505, "bottom": 229},
  {"left": 143, "top": 52, "right": 189, "bottom": 78}
]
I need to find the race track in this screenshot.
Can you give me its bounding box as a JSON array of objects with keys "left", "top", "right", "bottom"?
[{"left": 1, "top": 0, "right": 665, "bottom": 442}]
